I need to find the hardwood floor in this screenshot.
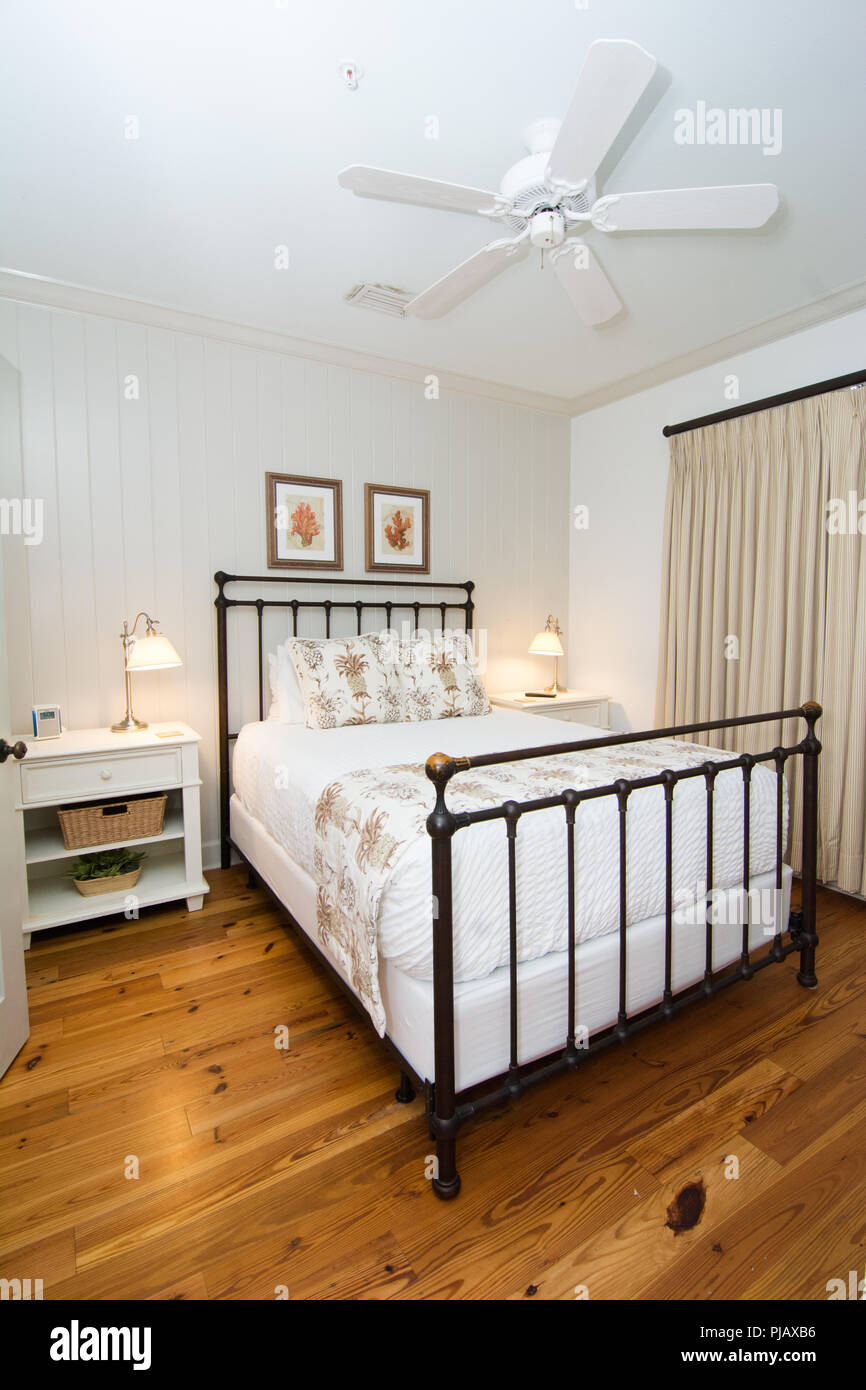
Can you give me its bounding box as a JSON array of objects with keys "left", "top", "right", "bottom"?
[{"left": 1, "top": 869, "right": 864, "bottom": 1301}]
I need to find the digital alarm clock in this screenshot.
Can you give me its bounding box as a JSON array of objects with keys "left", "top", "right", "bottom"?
[{"left": 31, "top": 704, "right": 63, "bottom": 739}]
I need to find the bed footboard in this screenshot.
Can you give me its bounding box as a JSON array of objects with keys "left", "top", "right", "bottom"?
[{"left": 424, "top": 702, "right": 822, "bottom": 1200}]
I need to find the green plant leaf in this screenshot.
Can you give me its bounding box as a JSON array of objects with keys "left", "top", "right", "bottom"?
[{"left": 68, "top": 848, "right": 147, "bottom": 881}]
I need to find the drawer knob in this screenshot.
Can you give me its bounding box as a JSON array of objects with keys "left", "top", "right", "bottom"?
[{"left": 99, "top": 769, "right": 112, "bottom": 781}]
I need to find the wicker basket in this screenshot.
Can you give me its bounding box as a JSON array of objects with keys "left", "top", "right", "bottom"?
[
  {"left": 72, "top": 867, "right": 143, "bottom": 898},
  {"left": 57, "top": 794, "right": 167, "bottom": 851}
]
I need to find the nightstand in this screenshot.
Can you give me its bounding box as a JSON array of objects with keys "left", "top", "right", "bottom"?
[
  {"left": 489, "top": 689, "right": 610, "bottom": 728},
  {"left": 13, "top": 722, "right": 209, "bottom": 947}
]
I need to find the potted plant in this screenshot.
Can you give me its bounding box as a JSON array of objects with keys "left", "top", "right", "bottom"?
[{"left": 68, "top": 848, "right": 146, "bottom": 897}]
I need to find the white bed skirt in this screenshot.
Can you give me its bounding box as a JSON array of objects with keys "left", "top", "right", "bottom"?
[{"left": 231, "top": 793, "right": 792, "bottom": 1093}]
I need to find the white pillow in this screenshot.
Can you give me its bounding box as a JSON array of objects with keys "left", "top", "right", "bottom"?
[{"left": 266, "top": 642, "right": 305, "bottom": 723}]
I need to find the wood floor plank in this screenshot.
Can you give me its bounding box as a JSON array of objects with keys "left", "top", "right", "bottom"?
[
  {"left": 0, "top": 1228, "right": 77, "bottom": 1290},
  {"left": 0, "top": 1083, "right": 192, "bottom": 1176},
  {"left": 23, "top": 912, "right": 285, "bottom": 1009},
  {"left": 740, "top": 1044, "right": 866, "bottom": 1165},
  {"left": 67, "top": 1017, "right": 305, "bottom": 1113},
  {"left": 0, "top": 1085, "right": 69, "bottom": 1137},
  {"left": 25, "top": 962, "right": 59, "bottom": 987},
  {"left": 157, "top": 930, "right": 294, "bottom": 989},
  {"left": 30, "top": 975, "right": 168, "bottom": 1032},
  {"left": 506, "top": 1137, "right": 783, "bottom": 1301},
  {"left": 0, "top": 1019, "right": 166, "bottom": 1103},
  {"left": 761, "top": 994, "right": 866, "bottom": 1080},
  {"left": 291, "top": 1230, "right": 418, "bottom": 1302},
  {"left": 67, "top": 1035, "right": 407, "bottom": 1279},
  {"left": 0, "top": 1101, "right": 193, "bottom": 1257},
  {"left": 40, "top": 903, "right": 277, "bottom": 980},
  {"left": 50, "top": 1092, "right": 420, "bottom": 1299},
  {"left": 626, "top": 1056, "right": 802, "bottom": 1178},
  {"left": 635, "top": 1118, "right": 866, "bottom": 1301},
  {"left": 391, "top": 1141, "right": 658, "bottom": 1301},
  {"left": 629, "top": 960, "right": 866, "bottom": 1108},
  {"left": 147, "top": 1272, "right": 210, "bottom": 1300}
]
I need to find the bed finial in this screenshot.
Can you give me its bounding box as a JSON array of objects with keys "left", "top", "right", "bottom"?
[{"left": 425, "top": 751, "right": 455, "bottom": 781}]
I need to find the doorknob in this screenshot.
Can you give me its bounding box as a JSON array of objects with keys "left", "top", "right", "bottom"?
[{"left": 0, "top": 738, "right": 27, "bottom": 764}]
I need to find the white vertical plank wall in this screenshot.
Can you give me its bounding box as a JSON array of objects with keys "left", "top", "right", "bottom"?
[{"left": 0, "top": 298, "right": 570, "bottom": 865}]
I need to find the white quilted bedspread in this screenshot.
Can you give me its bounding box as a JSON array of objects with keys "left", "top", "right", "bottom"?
[{"left": 233, "top": 711, "right": 788, "bottom": 997}]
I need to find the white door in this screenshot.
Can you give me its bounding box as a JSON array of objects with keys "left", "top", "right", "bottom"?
[{"left": 0, "top": 547, "right": 29, "bottom": 1077}]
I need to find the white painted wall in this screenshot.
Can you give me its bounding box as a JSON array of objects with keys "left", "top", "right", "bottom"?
[
  {"left": 569, "top": 305, "right": 866, "bottom": 733},
  {"left": 0, "top": 298, "right": 570, "bottom": 865}
]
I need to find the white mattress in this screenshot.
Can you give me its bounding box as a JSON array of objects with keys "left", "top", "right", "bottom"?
[
  {"left": 230, "top": 794, "right": 793, "bottom": 1091},
  {"left": 232, "top": 710, "right": 786, "bottom": 983}
]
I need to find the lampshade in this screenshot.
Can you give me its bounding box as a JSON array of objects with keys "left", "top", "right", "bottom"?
[
  {"left": 528, "top": 629, "right": 564, "bottom": 658},
  {"left": 126, "top": 632, "right": 183, "bottom": 671}
]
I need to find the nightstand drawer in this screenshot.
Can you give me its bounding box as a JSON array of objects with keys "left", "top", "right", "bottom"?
[
  {"left": 20, "top": 748, "right": 182, "bottom": 805},
  {"left": 546, "top": 702, "right": 606, "bottom": 726},
  {"left": 489, "top": 692, "right": 610, "bottom": 727}
]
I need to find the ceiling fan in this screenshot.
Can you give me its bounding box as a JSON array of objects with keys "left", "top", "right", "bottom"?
[{"left": 337, "top": 39, "right": 779, "bottom": 325}]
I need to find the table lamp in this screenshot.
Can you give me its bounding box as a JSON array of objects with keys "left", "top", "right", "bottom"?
[
  {"left": 526, "top": 615, "right": 564, "bottom": 697},
  {"left": 111, "top": 613, "right": 182, "bottom": 732}
]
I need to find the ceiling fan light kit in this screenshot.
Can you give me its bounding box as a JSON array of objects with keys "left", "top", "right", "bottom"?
[
  {"left": 529, "top": 209, "right": 565, "bottom": 249},
  {"left": 337, "top": 38, "right": 780, "bottom": 325}
]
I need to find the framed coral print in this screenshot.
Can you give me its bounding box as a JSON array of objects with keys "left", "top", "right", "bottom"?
[
  {"left": 266, "top": 473, "right": 343, "bottom": 570},
  {"left": 364, "top": 483, "right": 430, "bottom": 574}
]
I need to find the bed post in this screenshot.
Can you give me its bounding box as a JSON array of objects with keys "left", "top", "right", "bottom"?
[
  {"left": 214, "top": 571, "right": 232, "bottom": 871},
  {"left": 796, "top": 701, "right": 822, "bottom": 989},
  {"left": 426, "top": 752, "right": 462, "bottom": 1200},
  {"left": 463, "top": 580, "right": 475, "bottom": 634}
]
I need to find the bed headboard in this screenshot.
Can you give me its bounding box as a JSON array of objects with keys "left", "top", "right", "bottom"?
[{"left": 213, "top": 570, "right": 475, "bottom": 868}]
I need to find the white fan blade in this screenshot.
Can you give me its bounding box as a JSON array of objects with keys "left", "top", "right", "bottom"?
[
  {"left": 591, "top": 184, "right": 779, "bottom": 231},
  {"left": 546, "top": 39, "right": 657, "bottom": 192},
  {"left": 405, "top": 237, "right": 529, "bottom": 319},
  {"left": 338, "top": 165, "right": 506, "bottom": 217},
  {"left": 552, "top": 241, "right": 622, "bottom": 326}
]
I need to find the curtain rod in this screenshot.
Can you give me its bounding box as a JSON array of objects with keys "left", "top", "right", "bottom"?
[{"left": 662, "top": 367, "right": 866, "bottom": 438}]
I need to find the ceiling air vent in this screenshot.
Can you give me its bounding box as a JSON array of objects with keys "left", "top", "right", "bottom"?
[{"left": 344, "top": 282, "right": 414, "bottom": 317}]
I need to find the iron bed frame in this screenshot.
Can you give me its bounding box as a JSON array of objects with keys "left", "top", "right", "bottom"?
[{"left": 214, "top": 571, "right": 821, "bottom": 1201}]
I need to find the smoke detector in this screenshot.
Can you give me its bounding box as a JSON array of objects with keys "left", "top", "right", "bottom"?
[{"left": 338, "top": 61, "right": 363, "bottom": 90}]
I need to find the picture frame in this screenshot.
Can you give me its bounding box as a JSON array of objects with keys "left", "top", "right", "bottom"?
[
  {"left": 266, "top": 472, "right": 343, "bottom": 570},
  {"left": 364, "top": 483, "right": 430, "bottom": 574}
]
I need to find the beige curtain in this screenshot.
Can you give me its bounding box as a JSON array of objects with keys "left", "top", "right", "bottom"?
[{"left": 655, "top": 387, "right": 866, "bottom": 892}]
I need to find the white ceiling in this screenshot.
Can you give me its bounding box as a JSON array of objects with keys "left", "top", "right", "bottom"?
[{"left": 2, "top": 0, "right": 865, "bottom": 405}]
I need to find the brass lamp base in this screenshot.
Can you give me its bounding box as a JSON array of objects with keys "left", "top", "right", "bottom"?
[
  {"left": 525, "top": 654, "right": 565, "bottom": 698},
  {"left": 111, "top": 715, "right": 148, "bottom": 733}
]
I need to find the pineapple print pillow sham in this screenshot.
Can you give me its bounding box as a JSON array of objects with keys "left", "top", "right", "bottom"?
[
  {"left": 398, "top": 632, "right": 490, "bottom": 721},
  {"left": 286, "top": 635, "right": 403, "bottom": 730}
]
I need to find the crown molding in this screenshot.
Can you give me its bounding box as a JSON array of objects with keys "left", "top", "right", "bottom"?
[
  {"left": 5, "top": 266, "right": 862, "bottom": 424},
  {"left": 0, "top": 267, "right": 573, "bottom": 417},
  {"left": 567, "top": 277, "right": 866, "bottom": 415}
]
